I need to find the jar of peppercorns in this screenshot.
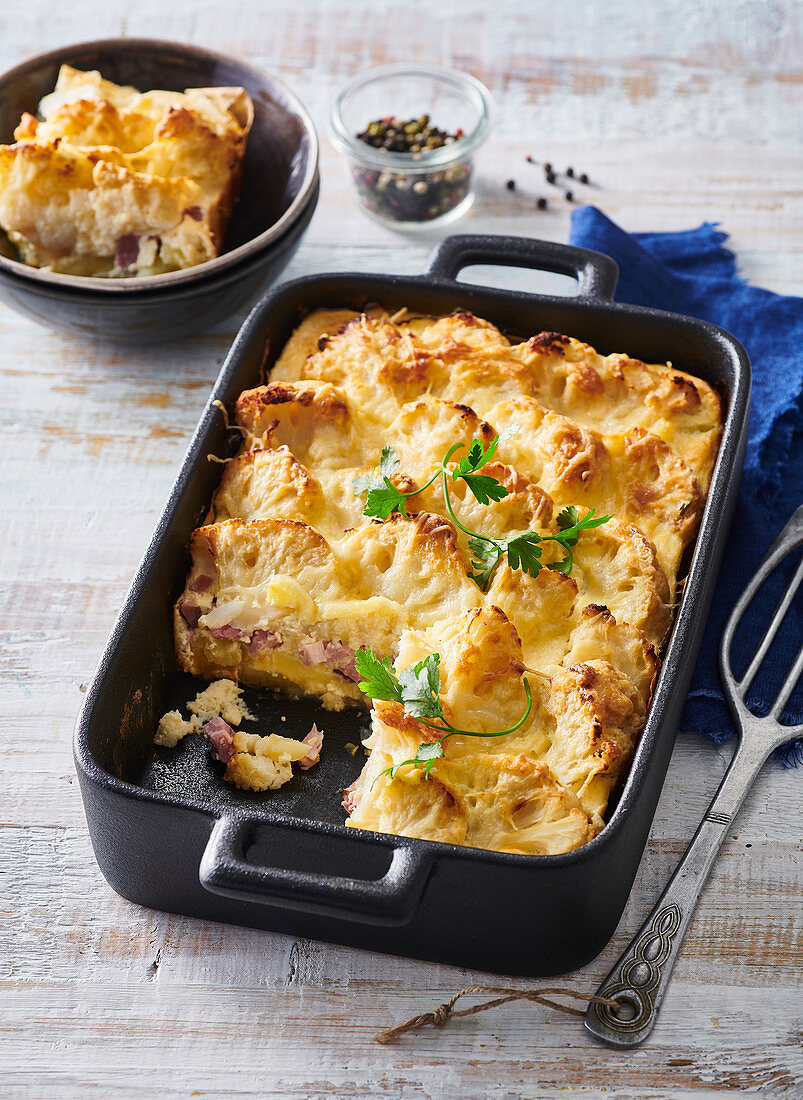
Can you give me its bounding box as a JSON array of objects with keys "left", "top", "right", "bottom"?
[{"left": 330, "top": 64, "right": 494, "bottom": 230}]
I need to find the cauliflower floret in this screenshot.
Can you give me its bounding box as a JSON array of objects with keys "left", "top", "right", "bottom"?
[
  {"left": 187, "top": 678, "right": 254, "bottom": 725},
  {"left": 154, "top": 709, "right": 199, "bottom": 748},
  {"left": 225, "top": 753, "right": 293, "bottom": 791}
]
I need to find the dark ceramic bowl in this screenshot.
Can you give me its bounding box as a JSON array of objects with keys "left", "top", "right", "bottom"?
[
  {"left": 0, "top": 39, "right": 319, "bottom": 338},
  {"left": 0, "top": 179, "right": 319, "bottom": 342}
]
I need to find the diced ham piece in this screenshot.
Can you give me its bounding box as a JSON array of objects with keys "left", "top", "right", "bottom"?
[
  {"left": 333, "top": 647, "right": 360, "bottom": 683},
  {"left": 115, "top": 233, "right": 139, "bottom": 269},
  {"left": 299, "top": 640, "right": 327, "bottom": 666},
  {"left": 246, "top": 629, "right": 281, "bottom": 655},
  {"left": 210, "top": 624, "right": 249, "bottom": 640},
  {"left": 299, "top": 640, "right": 359, "bottom": 681},
  {"left": 204, "top": 717, "right": 236, "bottom": 763},
  {"left": 180, "top": 601, "right": 202, "bottom": 628},
  {"left": 189, "top": 574, "right": 214, "bottom": 594},
  {"left": 299, "top": 724, "right": 324, "bottom": 770},
  {"left": 342, "top": 780, "right": 359, "bottom": 815}
]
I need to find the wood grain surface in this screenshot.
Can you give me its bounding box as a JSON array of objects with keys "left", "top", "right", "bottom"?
[{"left": 1, "top": 2, "right": 801, "bottom": 1097}]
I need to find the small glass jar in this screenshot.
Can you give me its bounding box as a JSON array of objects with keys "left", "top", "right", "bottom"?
[{"left": 330, "top": 63, "right": 494, "bottom": 231}]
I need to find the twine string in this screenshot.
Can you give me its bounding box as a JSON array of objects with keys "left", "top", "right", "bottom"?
[{"left": 374, "top": 985, "right": 620, "bottom": 1044}]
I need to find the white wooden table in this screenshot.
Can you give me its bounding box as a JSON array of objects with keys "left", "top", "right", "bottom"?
[{"left": 2, "top": 2, "right": 801, "bottom": 1096}]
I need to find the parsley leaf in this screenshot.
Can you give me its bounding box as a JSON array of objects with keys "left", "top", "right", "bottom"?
[
  {"left": 364, "top": 481, "right": 409, "bottom": 520},
  {"left": 398, "top": 654, "right": 443, "bottom": 719},
  {"left": 555, "top": 505, "right": 612, "bottom": 545},
  {"left": 459, "top": 472, "right": 510, "bottom": 505},
  {"left": 415, "top": 740, "right": 445, "bottom": 766},
  {"left": 451, "top": 436, "right": 511, "bottom": 506},
  {"left": 452, "top": 437, "right": 498, "bottom": 478},
  {"left": 353, "top": 448, "right": 411, "bottom": 519},
  {"left": 468, "top": 530, "right": 544, "bottom": 588},
  {"left": 467, "top": 536, "right": 503, "bottom": 590},
  {"left": 504, "top": 530, "right": 544, "bottom": 576},
  {"left": 545, "top": 507, "right": 612, "bottom": 574},
  {"left": 556, "top": 504, "right": 579, "bottom": 532},
  {"left": 377, "top": 739, "right": 445, "bottom": 785},
  {"left": 547, "top": 552, "right": 573, "bottom": 574},
  {"left": 354, "top": 647, "right": 403, "bottom": 703},
  {"left": 352, "top": 446, "right": 399, "bottom": 496}
]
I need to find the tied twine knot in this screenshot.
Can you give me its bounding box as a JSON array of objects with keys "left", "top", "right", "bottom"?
[{"left": 374, "top": 985, "right": 619, "bottom": 1044}]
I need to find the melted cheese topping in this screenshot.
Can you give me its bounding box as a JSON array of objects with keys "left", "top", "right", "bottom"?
[
  {"left": 173, "top": 307, "right": 721, "bottom": 857},
  {"left": 0, "top": 64, "right": 253, "bottom": 276}
]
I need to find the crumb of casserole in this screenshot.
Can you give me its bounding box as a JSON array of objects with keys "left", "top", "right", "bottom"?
[{"left": 154, "top": 680, "right": 322, "bottom": 792}]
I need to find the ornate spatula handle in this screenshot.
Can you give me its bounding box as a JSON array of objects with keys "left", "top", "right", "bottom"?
[{"left": 585, "top": 740, "right": 770, "bottom": 1047}]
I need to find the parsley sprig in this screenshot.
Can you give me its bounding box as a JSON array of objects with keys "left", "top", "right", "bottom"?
[
  {"left": 355, "top": 647, "right": 533, "bottom": 783},
  {"left": 351, "top": 446, "right": 442, "bottom": 521},
  {"left": 352, "top": 433, "right": 611, "bottom": 590}
]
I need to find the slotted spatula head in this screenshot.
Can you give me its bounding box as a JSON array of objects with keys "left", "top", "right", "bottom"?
[{"left": 720, "top": 504, "right": 803, "bottom": 752}]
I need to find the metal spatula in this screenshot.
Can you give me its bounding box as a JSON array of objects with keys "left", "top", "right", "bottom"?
[{"left": 585, "top": 504, "right": 803, "bottom": 1048}]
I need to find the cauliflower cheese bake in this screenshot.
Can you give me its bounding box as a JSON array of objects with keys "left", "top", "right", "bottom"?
[
  {"left": 167, "top": 304, "right": 722, "bottom": 858},
  {"left": 0, "top": 64, "right": 253, "bottom": 276}
]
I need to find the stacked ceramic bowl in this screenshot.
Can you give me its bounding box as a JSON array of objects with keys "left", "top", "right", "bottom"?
[{"left": 0, "top": 40, "right": 319, "bottom": 341}]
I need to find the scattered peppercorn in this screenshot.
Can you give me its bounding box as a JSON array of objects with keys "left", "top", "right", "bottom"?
[
  {"left": 545, "top": 170, "right": 556, "bottom": 184},
  {"left": 565, "top": 190, "right": 574, "bottom": 202},
  {"left": 544, "top": 162, "right": 552, "bottom": 173},
  {"left": 566, "top": 167, "right": 574, "bottom": 178},
  {"left": 506, "top": 179, "right": 516, "bottom": 191},
  {"left": 579, "top": 172, "right": 590, "bottom": 184},
  {"left": 353, "top": 115, "right": 471, "bottom": 223},
  {"left": 537, "top": 197, "right": 547, "bottom": 210}
]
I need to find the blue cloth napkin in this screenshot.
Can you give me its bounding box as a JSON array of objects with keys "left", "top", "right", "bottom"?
[{"left": 569, "top": 207, "right": 802, "bottom": 764}]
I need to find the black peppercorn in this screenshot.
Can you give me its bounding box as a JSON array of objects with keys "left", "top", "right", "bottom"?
[
  {"left": 536, "top": 197, "right": 547, "bottom": 210},
  {"left": 544, "top": 162, "right": 552, "bottom": 173},
  {"left": 565, "top": 190, "right": 574, "bottom": 202},
  {"left": 506, "top": 179, "right": 516, "bottom": 191},
  {"left": 579, "top": 172, "right": 589, "bottom": 184},
  {"left": 353, "top": 114, "right": 471, "bottom": 223},
  {"left": 566, "top": 167, "right": 574, "bottom": 178},
  {"left": 545, "top": 170, "right": 556, "bottom": 184}
]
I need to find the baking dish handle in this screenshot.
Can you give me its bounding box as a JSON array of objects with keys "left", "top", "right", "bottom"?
[
  {"left": 426, "top": 234, "right": 619, "bottom": 300},
  {"left": 199, "top": 815, "right": 432, "bottom": 926}
]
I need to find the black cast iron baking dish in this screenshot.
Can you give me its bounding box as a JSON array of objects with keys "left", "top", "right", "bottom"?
[{"left": 74, "top": 234, "right": 750, "bottom": 976}]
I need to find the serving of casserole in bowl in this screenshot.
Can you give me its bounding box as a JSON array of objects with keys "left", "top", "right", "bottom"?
[
  {"left": 74, "top": 234, "right": 750, "bottom": 975},
  {"left": 0, "top": 38, "right": 319, "bottom": 339}
]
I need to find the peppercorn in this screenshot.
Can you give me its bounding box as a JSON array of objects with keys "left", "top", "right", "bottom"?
[
  {"left": 579, "top": 172, "right": 589, "bottom": 184},
  {"left": 537, "top": 197, "right": 547, "bottom": 210},
  {"left": 566, "top": 167, "right": 574, "bottom": 178},
  {"left": 545, "top": 170, "right": 556, "bottom": 184},
  {"left": 544, "top": 162, "right": 552, "bottom": 173},
  {"left": 506, "top": 179, "right": 516, "bottom": 191},
  {"left": 525, "top": 154, "right": 534, "bottom": 163},
  {"left": 353, "top": 114, "right": 470, "bottom": 223},
  {"left": 565, "top": 190, "right": 574, "bottom": 202}
]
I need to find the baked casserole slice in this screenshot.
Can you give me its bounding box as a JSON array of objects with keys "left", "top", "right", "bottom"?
[{"left": 0, "top": 64, "right": 253, "bottom": 276}]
